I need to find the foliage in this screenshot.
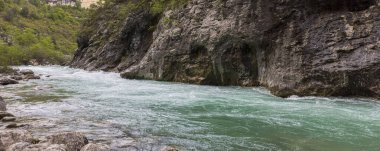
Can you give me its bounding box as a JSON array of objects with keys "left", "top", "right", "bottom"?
[{"left": 0, "top": 0, "right": 88, "bottom": 66}]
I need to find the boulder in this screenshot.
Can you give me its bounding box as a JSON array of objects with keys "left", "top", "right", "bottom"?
[
  {"left": 0, "top": 130, "right": 33, "bottom": 150},
  {"left": 0, "top": 96, "right": 6, "bottom": 111},
  {"left": 23, "top": 75, "right": 40, "bottom": 80},
  {"left": 6, "top": 142, "right": 31, "bottom": 151},
  {"left": 19, "top": 70, "right": 34, "bottom": 75},
  {"left": 47, "top": 132, "right": 88, "bottom": 151},
  {"left": 10, "top": 76, "right": 22, "bottom": 81},
  {"left": 2, "top": 117, "right": 16, "bottom": 122},
  {"left": 80, "top": 143, "right": 109, "bottom": 151},
  {"left": 20, "top": 143, "right": 68, "bottom": 151},
  {"left": 0, "top": 111, "right": 14, "bottom": 119},
  {"left": 5, "top": 123, "right": 18, "bottom": 129},
  {"left": 0, "top": 78, "right": 18, "bottom": 85}
]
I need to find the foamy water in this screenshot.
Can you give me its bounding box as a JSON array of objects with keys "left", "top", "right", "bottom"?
[{"left": 2, "top": 66, "right": 380, "bottom": 151}]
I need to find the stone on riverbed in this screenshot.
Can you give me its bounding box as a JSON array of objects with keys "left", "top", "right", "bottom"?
[
  {"left": 19, "top": 70, "right": 34, "bottom": 75},
  {"left": 10, "top": 75, "right": 23, "bottom": 81},
  {"left": 0, "top": 96, "right": 6, "bottom": 111},
  {"left": 0, "top": 111, "right": 14, "bottom": 119},
  {"left": 0, "top": 130, "right": 33, "bottom": 150},
  {"left": 0, "top": 78, "right": 18, "bottom": 85},
  {"left": 23, "top": 74, "right": 40, "bottom": 80},
  {"left": 80, "top": 143, "right": 110, "bottom": 151},
  {"left": 20, "top": 143, "right": 68, "bottom": 151},
  {"left": 7, "top": 142, "right": 69, "bottom": 151},
  {"left": 47, "top": 132, "right": 88, "bottom": 151},
  {"left": 6, "top": 142, "right": 31, "bottom": 151},
  {"left": 2, "top": 117, "right": 16, "bottom": 122}
]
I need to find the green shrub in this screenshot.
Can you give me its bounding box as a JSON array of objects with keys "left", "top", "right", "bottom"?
[
  {"left": 0, "top": 0, "right": 88, "bottom": 65},
  {"left": 4, "top": 8, "right": 18, "bottom": 21}
]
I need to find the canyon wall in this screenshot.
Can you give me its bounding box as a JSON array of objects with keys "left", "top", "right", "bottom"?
[{"left": 72, "top": 0, "right": 380, "bottom": 98}]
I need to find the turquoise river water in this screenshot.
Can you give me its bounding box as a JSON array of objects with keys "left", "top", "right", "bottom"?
[{"left": 1, "top": 66, "right": 380, "bottom": 151}]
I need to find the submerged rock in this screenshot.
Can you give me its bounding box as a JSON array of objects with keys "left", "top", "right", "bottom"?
[
  {"left": 19, "top": 70, "right": 34, "bottom": 75},
  {"left": 0, "top": 96, "right": 6, "bottom": 111},
  {"left": 0, "top": 78, "right": 18, "bottom": 85},
  {"left": 0, "top": 111, "right": 14, "bottom": 120},
  {"left": 10, "top": 76, "right": 22, "bottom": 81},
  {"left": 5, "top": 123, "right": 18, "bottom": 129},
  {"left": 47, "top": 132, "right": 88, "bottom": 151},
  {"left": 19, "top": 143, "right": 68, "bottom": 151},
  {"left": 2, "top": 117, "right": 16, "bottom": 122},
  {"left": 23, "top": 74, "right": 40, "bottom": 80}
]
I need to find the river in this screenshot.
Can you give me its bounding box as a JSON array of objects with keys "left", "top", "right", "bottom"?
[{"left": 1, "top": 66, "right": 380, "bottom": 151}]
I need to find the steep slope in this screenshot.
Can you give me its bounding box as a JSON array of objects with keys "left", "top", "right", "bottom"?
[{"left": 72, "top": 0, "right": 380, "bottom": 98}]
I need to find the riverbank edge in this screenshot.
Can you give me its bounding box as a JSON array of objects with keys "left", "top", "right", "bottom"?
[{"left": 0, "top": 67, "right": 180, "bottom": 151}]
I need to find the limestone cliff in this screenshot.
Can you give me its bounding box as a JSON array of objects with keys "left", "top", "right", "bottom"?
[{"left": 71, "top": 0, "right": 380, "bottom": 98}]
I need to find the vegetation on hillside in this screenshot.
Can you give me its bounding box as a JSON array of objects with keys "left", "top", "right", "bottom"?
[
  {"left": 0, "top": 0, "right": 88, "bottom": 66},
  {"left": 79, "top": 0, "right": 188, "bottom": 40}
]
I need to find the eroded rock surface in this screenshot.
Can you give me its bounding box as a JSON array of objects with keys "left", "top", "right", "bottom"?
[
  {"left": 72, "top": 0, "right": 380, "bottom": 98},
  {"left": 47, "top": 132, "right": 89, "bottom": 151},
  {"left": 0, "top": 130, "right": 33, "bottom": 150}
]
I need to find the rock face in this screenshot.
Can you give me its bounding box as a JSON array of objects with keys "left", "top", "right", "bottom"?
[{"left": 71, "top": 0, "right": 380, "bottom": 98}]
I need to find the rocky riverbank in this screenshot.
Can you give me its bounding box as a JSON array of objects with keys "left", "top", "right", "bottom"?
[
  {"left": 0, "top": 67, "right": 180, "bottom": 151},
  {"left": 0, "top": 68, "right": 41, "bottom": 86}
]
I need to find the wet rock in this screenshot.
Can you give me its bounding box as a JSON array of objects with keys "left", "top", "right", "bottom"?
[
  {"left": 47, "top": 132, "right": 88, "bottom": 151},
  {"left": 0, "top": 130, "right": 33, "bottom": 150},
  {"left": 10, "top": 76, "right": 23, "bottom": 81},
  {"left": 0, "top": 111, "right": 14, "bottom": 119},
  {"left": 21, "top": 143, "right": 68, "bottom": 151},
  {"left": 23, "top": 74, "right": 40, "bottom": 80},
  {"left": 2, "top": 117, "right": 16, "bottom": 122},
  {"left": 80, "top": 143, "right": 109, "bottom": 151},
  {"left": 0, "top": 78, "right": 18, "bottom": 85},
  {"left": 160, "top": 146, "right": 180, "bottom": 151},
  {"left": 5, "top": 123, "right": 18, "bottom": 129},
  {"left": 19, "top": 70, "right": 34, "bottom": 75},
  {"left": 0, "top": 96, "right": 6, "bottom": 111},
  {"left": 6, "top": 142, "right": 31, "bottom": 151}
]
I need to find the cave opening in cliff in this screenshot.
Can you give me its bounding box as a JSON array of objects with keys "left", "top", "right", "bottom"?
[{"left": 306, "top": 0, "right": 376, "bottom": 12}]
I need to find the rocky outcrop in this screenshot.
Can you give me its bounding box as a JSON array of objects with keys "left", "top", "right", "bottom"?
[
  {"left": 0, "top": 130, "right": 34, "bottom": 150},
  {"left": 71, "top": 0, "right": 380, "bottom": 98},
  {"left": 0, "top": 68, "right": 41, "bottom": 86},
  {"left": 47, "top": 132, "right": 88, "bottom": 151}
]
